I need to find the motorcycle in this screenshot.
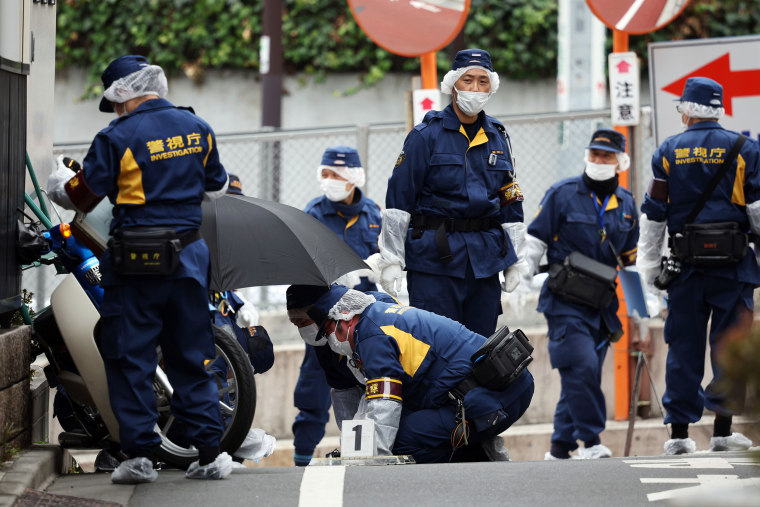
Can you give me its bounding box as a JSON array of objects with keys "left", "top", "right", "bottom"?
[{"left": 17, "top": 175, "right": 257, "bottom": 470}]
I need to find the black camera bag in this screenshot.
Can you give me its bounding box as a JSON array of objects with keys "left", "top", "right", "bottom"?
[
  {"left": 546, "top": 251, "right": 618, "bottom": 309},
  {"left": 469, "top": 327, "right": 533, "bottom": 391},
  {"left": 109, "top": 227, "right": 198, "bottom": 276},
  {"left": 671, "top": 222, "right": 747, "bottom": 265}
]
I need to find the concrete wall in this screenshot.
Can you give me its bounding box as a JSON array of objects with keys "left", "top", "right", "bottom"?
[
  {"left": 0, "top": 327, "right": 32, "bottom": 453},
  {"left": 53, "top": 68, "right": 561, "bottom": 144}
]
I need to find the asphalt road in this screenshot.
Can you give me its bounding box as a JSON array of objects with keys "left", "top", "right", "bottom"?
[{"left": 38, "top": 450, "right": 760, "bottom": 506}]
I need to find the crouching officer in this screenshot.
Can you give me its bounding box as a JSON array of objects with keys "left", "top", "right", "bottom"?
[
  {"left": 286, "top": 284, "right": 535, "bottom": 464},
  {"left": 47, "top": 55, "right": 233, "bottom": 482},
  {"left": 523, "top": 129, "right": 639, "bottom": 460},
  {"left": 637, "top": 77, "right": 760, "bottom": 455}
]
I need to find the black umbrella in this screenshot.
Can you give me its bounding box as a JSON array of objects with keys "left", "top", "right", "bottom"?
[{"left": 201, "top": 195, "right": 368, "bottom": 291}]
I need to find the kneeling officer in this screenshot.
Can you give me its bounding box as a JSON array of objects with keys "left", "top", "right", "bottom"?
[{"left": 286, "top": 284, "right": 535, "bottom": 464}]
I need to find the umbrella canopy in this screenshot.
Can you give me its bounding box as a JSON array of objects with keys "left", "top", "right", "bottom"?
[{"left": 201, "top": 195, "right": 369, "bottom": 291}]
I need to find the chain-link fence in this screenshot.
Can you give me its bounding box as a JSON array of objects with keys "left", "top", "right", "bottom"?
[{"left": 30, "top": 108, "right": 657, "bottom": 314}]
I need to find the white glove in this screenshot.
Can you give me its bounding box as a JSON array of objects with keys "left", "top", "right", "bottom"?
[
  {"left": 502, "top": 265, "right": 522, "bottom": 293},
  {"left": 523, "top": 234, "right": 547, "bottom": 277},
  {"left": 47, "top": 155, "right": 76, "bottom": 210},
  {"left": 378, "top": 209, "right": 411, "bottom": 268},
  {"left": 380, "top": 264, "right": 404, "bottom": 297},
  {"left": 235, "top": 300, "right": 260, "bottom": 328},
  {"left": 203, "top": 177, "right": 229, "bottom": 201},
  {"left": 635, "top": 214, "right": 667, "bottom": 291},
  {"left": 364, "top": 253, "right": 385, "bottom": 284},
  {"left": 747, "top": 201, "right": 760, "bottom": 264},
  {"left": 334, "top": 270, "right": 362, "bottom": 289}
]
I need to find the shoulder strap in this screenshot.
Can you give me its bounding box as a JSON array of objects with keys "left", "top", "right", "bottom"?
[{"left": 684, "top": 134, "right": 746, "bottom": 225}]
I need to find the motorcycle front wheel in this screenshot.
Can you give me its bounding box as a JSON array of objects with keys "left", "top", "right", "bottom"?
[{"left": 153, "top": 324, "right": 257, "bottom": 469}]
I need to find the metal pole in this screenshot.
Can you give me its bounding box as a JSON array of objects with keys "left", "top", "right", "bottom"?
[{"left": 261, "top": 0, "right": 283, "bottom": 202}]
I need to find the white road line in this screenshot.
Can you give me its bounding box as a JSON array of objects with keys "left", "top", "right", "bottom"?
[
  {"left": 298, "top": 466, "right": 346, "bottom": 507},
  {"left": 615, "top": 0, "right": 645, "bottom": 31}
]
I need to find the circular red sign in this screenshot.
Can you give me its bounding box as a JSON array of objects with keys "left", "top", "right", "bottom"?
[
  {"left": 586, "top": 0, "right": 691, "bottom": 35},
  {"left": 348, "top": 0, "right": 471, "bottom": 57}
]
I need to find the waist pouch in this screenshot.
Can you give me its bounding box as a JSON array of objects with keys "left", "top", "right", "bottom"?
[
  {"left": 450, "top": 327, "right": 534, "bottom": 401},
  {"left": 109, "top": 227, "right": 200, "bottom": 276},
  {"left": 671, "top": 222, "right": 747, "bottom": 265},
  {"left": 546, "top": 251, "right": 618, "bottom": 309}
]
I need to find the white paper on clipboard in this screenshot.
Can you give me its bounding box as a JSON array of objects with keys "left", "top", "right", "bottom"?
[{"left": 618, "top": 268, "right": 649, "bottom": 319}]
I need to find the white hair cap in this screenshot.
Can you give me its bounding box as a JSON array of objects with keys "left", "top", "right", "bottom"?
[
  {"left": 103, "top": 65, "right": 168, "bottom": 105},
  {"left": 316, "top": 165, "right": 366, "bottom": 188},
  {"left": 440, "top": 65, "right": 500, "bottom": 95},
  {"left": 327, "top": 289, "right": 376, "bottom": 321},
  {"left": 677, "top": 101, "right": 724, "bottom": 120}
]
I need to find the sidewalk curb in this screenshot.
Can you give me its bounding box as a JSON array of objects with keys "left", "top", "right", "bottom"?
[{"left": 0, "top": 444, "right": 61, "bottom": 507}]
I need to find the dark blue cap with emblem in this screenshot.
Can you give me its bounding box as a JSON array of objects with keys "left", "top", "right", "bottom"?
[
  {"left": 321, "top": 146, "right": 362, "bottom": 168},
  {"left": 677, "top": 77, "right": 723, "bottom": 108},
  {"left": 451, "top": 49, "right": 493, "bottom": 72},
  {"left": 99, "top": 55, "right": 151, "bottom": 113},
  {"left": 306, "top": 285, "right": 349, "bottom": 328},
  {"left": 586, "top": 129, "right": 626, "bottom": 153},
  {"left": 227, "top": 174, "right": 243, "bottom": 195}
]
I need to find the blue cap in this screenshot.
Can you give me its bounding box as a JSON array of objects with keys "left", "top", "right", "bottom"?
[
  {"left": 677, "top": 77, "right": 723, "bottom": 108},
  {"left": 227, "top": 174, "right": 243, "bottom": 195},
  {"left": 99, "top": 55, "right": 151, "bottom": 112},
  {"left": 286, "top": 284, "right": 330, "bottom": 310},
  {"left": 306, "top": 285, "right": 349, "bottom": 328},
  {"left": 586, "top": 129, "right": 626, "bottom": 153},
  {"left": 320, "top": 146, "right": 362, "bottom": 168},
  {"left": 451, "top": 49, "right": 493, "bottom": 72}
]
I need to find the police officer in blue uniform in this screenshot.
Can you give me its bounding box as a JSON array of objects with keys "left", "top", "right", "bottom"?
[
  {"left": 524, "top": 129, "right": 639, "bottom": 460},
  {"left": 637, "top": 77, "right": 759, "bottom": 455},
  {"left": 287, "top": 284, "right": 534, "bottom": 464},
  {"left": 291, "top": 147, "right": 383, "bottom": 465},
  {"left": 48, "top": 55, "right": 233, "bottom": 482},
  {"left": 369, "top": 49, "right": 528, "bottom": 338}
]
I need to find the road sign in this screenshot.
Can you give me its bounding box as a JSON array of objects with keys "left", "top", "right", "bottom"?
[
  {"left": 347, "top": 0, "right": 470, "bottom": 57},
  {"left": 649, "top": 35, "right": 760, "bottom": 146},
  {"left": 586, "top": 0, "right": 691, "bottom": 35},
  {"left": 412, "top": 88, "right": 441, "bottom": 125},
  {"left": 608, "top": 52, "right": 640, "bottom": 126}
]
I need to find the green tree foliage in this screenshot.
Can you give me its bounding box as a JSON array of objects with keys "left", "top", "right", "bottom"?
[
  {"left": 56, "top": 0, "right": 558, "bottom": 96},
  {"left": 55, "top": 0, "right": 755, "bottom": 96}
]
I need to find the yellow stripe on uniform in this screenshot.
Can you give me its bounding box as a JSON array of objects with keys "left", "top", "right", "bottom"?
[
  {"left": 731, "top": 154, "right": 747, "bottom": 206},
  {"left": 203, "top": 133, "right": 213, "bottom": 167},
  {"left": 662, "top": 157, "right": 670, "bottom": 176},
  {"left": 593, "top": 193, "right": 619, "bottom": 211},
  {"left": 379, "top": 325, "right": 430, "bottom": 377},
  {"left": 345, "top": 215, "right": 359, "bottom": 230},
  {"left": 458, "top": 126, "right": 489, "bottom": 148},
  {"left": 116, "top": 147, "right": 146, "bottom": 204}
]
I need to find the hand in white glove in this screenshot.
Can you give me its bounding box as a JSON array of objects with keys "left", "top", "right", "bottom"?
[
  {"left": 380, "top": 264, "right": 404, "bottom": 297},
  {"left": 502, "top": 267, "right": 521, "bottom": 293},
  {"left": 47, "top": 155, "right": 77, "bottom": 210},
  {"left": 235, "top": 301, "right": 260, "bottom": 328},
  {"left": 334, "top": 270, "right": 362, "bottom": 289}
]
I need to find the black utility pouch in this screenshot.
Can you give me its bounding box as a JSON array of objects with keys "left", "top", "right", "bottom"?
[
  {"left": 671, "top": 222, "right": 747, "bottom": 265},
  {"left": 470, "top": 327, "right": 533, "bottom": 391},
  {"left": 546, "top": 251, "right": 618, "bottom": 309},
  {"left": 109, "top": 227, "right": 182, "bottom": 276}
]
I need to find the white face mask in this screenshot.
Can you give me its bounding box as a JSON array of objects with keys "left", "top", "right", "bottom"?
[
  {"left": 327, "top": 331, "right": 353, "bottom": 357},
  {"left": 298, "top": 324, "right": 323, "bottom": 347},
  {"left": 320, "top": 178, "right": 353, "bottom": 202},
  {"left": 454, "top": 88, "right": 490, "bottom": 116},
  {"left": 585, "top": 162, "right": 618, "bottom": 181}
]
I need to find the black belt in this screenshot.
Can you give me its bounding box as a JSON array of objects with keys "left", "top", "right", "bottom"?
[
  {"left": 448, "top": 374, "right": 479, "bottom": 402},
  {"left": 410, "top": 214, "right": 507, "bottom": 264},
  {"left": 179, "top": 229, "right": 202, "bottom": 248}
]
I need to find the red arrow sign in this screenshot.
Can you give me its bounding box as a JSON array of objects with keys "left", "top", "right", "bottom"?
[
  {"left": 615, "top": 60, "right": 632, "bottom": 73},
  {"left": 420, "top": 97, "right": 434, "bottom": 110},
  {"left": 662, "top": 53, "right": 760, "bottom": 116}
]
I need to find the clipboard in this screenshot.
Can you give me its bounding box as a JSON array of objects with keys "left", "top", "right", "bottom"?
[{"left": 618, "top": 268, "right": 649, "bottom": 319}]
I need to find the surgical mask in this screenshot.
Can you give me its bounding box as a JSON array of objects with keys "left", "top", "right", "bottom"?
[
  {"left": 320, "top": 178, "right": 353, "bottom": 202},
  {"left": 584, "top": 161, "right": 618, "bottom": 181},
  {"left": 455, "top": 88, "right": 490, "bottom": 116},
  {"left": 298, "top": 324, "right": 322, "bottom": 347},
  {"left": 327, "top": 331, "right": 353, "bottom": 357}
]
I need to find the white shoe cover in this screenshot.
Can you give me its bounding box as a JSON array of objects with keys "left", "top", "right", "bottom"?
[
  {"left": 232, "top": 428, "right": 277, "bottom": 462},
  {"left": 111, "top": 457, "right": 158, "bottom": 484},
  {"left": 710, "top": 432, "right": 752, "bottom": 452},
  {"left": 579, "top": 444, "right": 612, "bottom": 459},
  {"left": 186, "top": 452, "right": 234, "bottom": 480},
  {"left": 664, "top": 437, "right": 696, "bottom": 455},
  {"left": 544, "top": 452, "right": 581, "bottom": 460}
]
